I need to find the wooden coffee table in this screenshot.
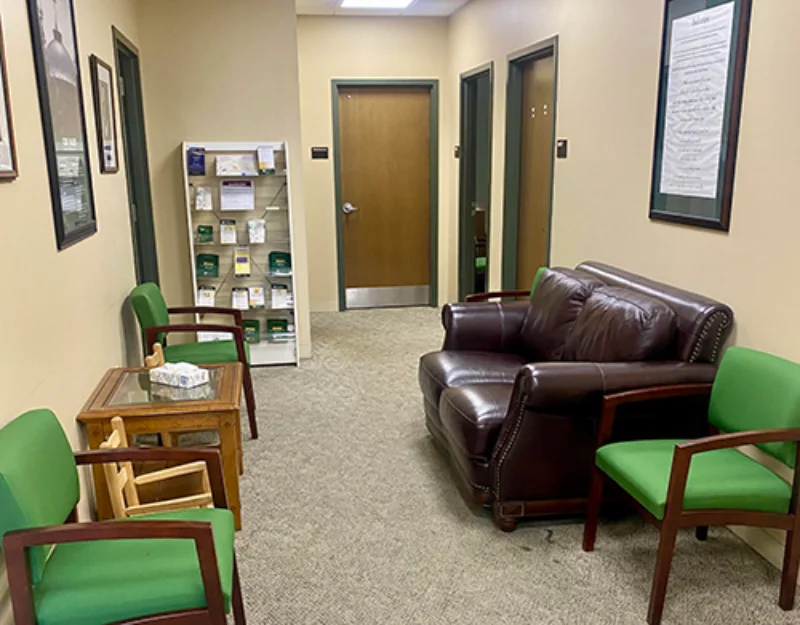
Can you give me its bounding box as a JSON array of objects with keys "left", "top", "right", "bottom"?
[{"left": 77, "top": 362, "right": 244, "bottom": 529}]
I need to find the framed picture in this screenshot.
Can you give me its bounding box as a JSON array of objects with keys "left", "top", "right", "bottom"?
[
  {"left": 649, "top": 0, "right": 753, "bottom": 232},
  {"left": 89, "top": 55, "right": 118, "bottom": 174},
  {"left": 0, "top": 19, "right": 18, "bottom": 180},
  {"left": 27, "top": 0, "right": 96, "bottom": 249}
]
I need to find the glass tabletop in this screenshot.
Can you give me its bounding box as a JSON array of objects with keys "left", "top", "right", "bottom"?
[{"left": 109, "top": 367, "right": 223, "bottom": 406}]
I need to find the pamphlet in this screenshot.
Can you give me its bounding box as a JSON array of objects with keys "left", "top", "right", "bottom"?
[
  {"left": 249, "top": 286, "right": 266, "bottom": 309},
  {"left": 195, "top": 186, "right": 213, "bottom": 211},
  {"left": 187, "top": 147, "right": 206, "bottom": 176},
  {"left": 269, "top": 251, "right": 292, "bottom": 276},
  {"left": 234, "top": 246, "right": 251, "bottom": 277},
  {"left": 197, "top": 285, "right": 216, "bottom": 307},
  {"left": 220, "top": 180, "right": 255, "bottom": 211},
  {"left": 270, "top": 284, "right": 292, "bottom": 309},
  {"left": 243, "top": 320, "right": 261, "bottom": 344},
  {"left": 216, "top": 153, "right": 258, "bottom": 176},
  {"left": 257, "top": 146, "right": 276, "bottom": 175},
  {"left": 220, "top": 219, "right": 237, "bottom": 244},
  {"left": 196, "top": 254, "right": 219, "bottom": 278},
  {"left": 231, "top": 287, "right": 249, "bottom": 310},
  {"left": 248, "top": 219, "right": 266, "bottom": 244},
  {"left": 196, "top": 224, "right": 214, "bottom": 244}
]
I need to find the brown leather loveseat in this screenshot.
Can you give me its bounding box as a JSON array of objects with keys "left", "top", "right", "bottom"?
[{"left": 418, "top": 262, "right": 733, "bottom": 531}]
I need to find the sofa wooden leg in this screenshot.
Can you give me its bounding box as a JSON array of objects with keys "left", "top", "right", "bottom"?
[
  {"left": 492, "top": 503, "right": 519, "bottom": 532},
  {"left": 695, "top": 526, "right": 709, "bottom": 542}
]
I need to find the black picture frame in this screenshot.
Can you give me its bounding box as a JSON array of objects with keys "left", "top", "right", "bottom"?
[
  {"left": 649, "top": 0, "right": 752, "bottom": 232},
  {"left": 89, "top": 54, "right": 119, "bottom": 174},
  {"left": 0, "top": 19, "right": 18, "bottom": 180},
  {"left": 27, "top": 0, "right": 97, "bottom": 250}
]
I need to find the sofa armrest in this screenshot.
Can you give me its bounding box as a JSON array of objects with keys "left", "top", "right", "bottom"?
[
  {"left": 441, "top": 301, "right": 530, "bottom": 352},
  {"left": 514, "top": 361, "right": 717, "bottom": 411}
]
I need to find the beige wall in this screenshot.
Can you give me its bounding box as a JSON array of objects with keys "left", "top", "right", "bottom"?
[
  {"left": 449, "top": 0, "right": 800, "bottom": 359},
  {"left": 447, "top": 0, "right": 800, "bottom": 571},
  {"left": 0, "top": 2, "right": 143, "bottom": 620},
  {"left": 297, "top": 16, "right": 451, "bottom": 311},
  {"left": 136, "top": 0, "right": 312, "bottom": 357}
]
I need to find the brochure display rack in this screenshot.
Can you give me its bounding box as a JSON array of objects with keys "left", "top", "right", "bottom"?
[{"left": 182, "top": 141, "right": 299, "bottom": 366}]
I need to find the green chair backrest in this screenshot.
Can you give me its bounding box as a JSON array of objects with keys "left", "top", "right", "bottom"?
[
  {"left": 0, "top": 409, "right": 80, "bottom": 584},
  {"left": 130, "top": 282, "right": 170, "bottom": 345},
  {"left": 529, "top": 266, "right": 547, "bottom": 299},
  {"left": 709, "top": 346, "right": 800, "bottom": 468}
]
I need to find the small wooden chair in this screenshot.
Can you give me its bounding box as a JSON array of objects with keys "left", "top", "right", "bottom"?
[{"left": 100, "top": 416, "right": 214, "bottom": 519}]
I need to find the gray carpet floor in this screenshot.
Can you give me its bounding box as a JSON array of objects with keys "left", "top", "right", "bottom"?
[{"left": 238, "top": 308, "right": 795, "bottom": 624}]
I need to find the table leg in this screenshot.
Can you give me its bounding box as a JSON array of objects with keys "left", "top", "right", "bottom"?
[
  {"left": 86, "top": 423, "right": 113, "bottom": 521},
  {"left": 219, "top": 411, "right": 242, "bottom": 530},
  {"left": 236, "top": 408, "right": 244, "bottom": 476}
]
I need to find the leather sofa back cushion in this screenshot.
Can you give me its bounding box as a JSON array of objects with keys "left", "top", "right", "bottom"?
[
  {"left": 519, "top": 269, "right": 604, "bottom": 361},
  {"left": 563, "top": 287, "right": 677, "bottom": 362}
]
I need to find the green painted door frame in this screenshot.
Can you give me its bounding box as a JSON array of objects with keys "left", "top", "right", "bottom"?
[
  {"left": 501, "top": 36, "right": 559, "bottom": 291},
  {"left": 331, "top": 79, "right": 440, "bottom": 311},
  {"left": 113, "top": 27, "right": 159, "bottom": 286},
  {"left": 458, "top": 63, "right": 494, "bottom": 301}
]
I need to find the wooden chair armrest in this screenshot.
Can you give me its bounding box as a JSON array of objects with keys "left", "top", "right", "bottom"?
[
  {"left": 169, "top": 306, "right": 243, "bottom": 326},
  {"left": 465, "top": 290, "right": 530, "bottom": 302},
  {"left": 74, "top": 448, "right": 228, "bottom": 509},
  {"left": 676, "top": 427, "right": 800, "bottom": 456},
  {"left": 596, "top": 383, "right": 714, "bottom": 449},
  {"left": 2, "top": 521, "right": 223, "bottom": 623}
]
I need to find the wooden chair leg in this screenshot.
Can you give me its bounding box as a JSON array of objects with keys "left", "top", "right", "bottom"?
[
  {"left": 779, "top": 527, "right": 800, "bottom": 610},
  {"left": 232, "top": 556, "right": 247, "bottom": 625},
  {"left": 695, "top": 526, "right": 708, "bottom": 542},
  {"left": 242, "top": 367, "right": 258, "bottom": 440},
  {"left": 583, "top": 465, "right": 605, "bottom": 552},
  {"left": 647, "top": 517, "right": 680, "bottom": 625}
]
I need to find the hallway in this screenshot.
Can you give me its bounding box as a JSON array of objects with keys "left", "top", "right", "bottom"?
[{"left": 236, "top": 308, "right": 793, "bottom": 624}]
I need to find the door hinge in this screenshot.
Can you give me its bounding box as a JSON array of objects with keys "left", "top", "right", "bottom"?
[{"left": 120, "top": 80, "right": 126, "bottom": 97}]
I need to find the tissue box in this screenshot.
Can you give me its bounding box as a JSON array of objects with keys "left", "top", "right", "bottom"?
[{"left": 149, "top": 363, "right": 210, "bottom": 389}]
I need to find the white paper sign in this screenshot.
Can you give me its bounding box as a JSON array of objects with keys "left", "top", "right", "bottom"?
[
  {"left": 659, "top": 2, "right": 735, "bottom": 199},
  {"left": 220, "top": 180, "right": 255, "bottom": 211}
]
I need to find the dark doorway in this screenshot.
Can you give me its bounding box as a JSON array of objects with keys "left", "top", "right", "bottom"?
[
  {"left": 113, "top": 28, "right": 159, "bottom": 285},
  {"left": 502, "top": 37, "right": 558, "bottom": 291},
  {"left": 458, "top": 64, "right": 493, "bottom": 301}
]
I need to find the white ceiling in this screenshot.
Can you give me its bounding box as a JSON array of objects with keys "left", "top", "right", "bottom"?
[{"left": 296, "top": 0, "right": 470, "bottom": 17}]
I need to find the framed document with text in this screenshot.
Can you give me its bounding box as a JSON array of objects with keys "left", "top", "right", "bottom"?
[{"left": 649, "top": 0, "right": 752, "bottom": 232}]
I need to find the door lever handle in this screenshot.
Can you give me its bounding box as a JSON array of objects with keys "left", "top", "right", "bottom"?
[{"left": 343, "top": 202, "right": 359, "bottom": 215}]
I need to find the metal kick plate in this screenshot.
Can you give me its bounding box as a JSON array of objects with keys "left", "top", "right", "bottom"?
[{"left": 345, "top": 286, "right": 430, "bottom": 309}]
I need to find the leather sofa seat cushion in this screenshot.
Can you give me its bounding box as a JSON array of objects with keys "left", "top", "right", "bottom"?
[
  {"left": 563, "top": 287, "right": 677, "bottom": 362},
  {"left": 518, "top": 269, "right": 604, "bottom": 361},
  {"left": 419, "top": 351, "right": 525, "bottom": 407},
  {"left": 440, "top": 384, "right": 514, "bottom": 460}
]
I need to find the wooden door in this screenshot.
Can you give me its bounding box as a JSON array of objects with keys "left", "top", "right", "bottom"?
[
  {"left": 338, "top": 86, "right": 431, "bottom": 309},
  {"left": 516, "top": 54, "right": 555, "bottom": 291}
]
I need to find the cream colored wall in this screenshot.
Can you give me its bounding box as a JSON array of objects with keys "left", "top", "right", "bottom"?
[
  {"left": 136, "top": 0, "right": 312, "bottom": 357},
  {"left": 448, "top": 0, "right": 800, "bottom": 573},
  {"left": 297, "top": 16, "right": 451, "bottom": 311},
  {"left": 0, "top": 2, "right": 143, "bottom": 621}
]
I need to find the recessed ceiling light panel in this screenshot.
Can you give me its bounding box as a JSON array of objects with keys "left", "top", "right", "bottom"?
[{"left": 340, "top": 0, "right": 415, "bottom": 9}]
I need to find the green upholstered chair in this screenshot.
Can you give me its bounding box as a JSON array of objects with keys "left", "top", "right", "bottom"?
[
  {"left": 583, "top": 347, "right": 800, "bottom": 625},
  {"left": 464, "top": 265, "right": 547, "bottom": 302},
  {"left": 0, "top": 409, "right": 245, "bottom": 625},
  {"left": 130, "top": 282, "right": 258, "bottom": 439}
]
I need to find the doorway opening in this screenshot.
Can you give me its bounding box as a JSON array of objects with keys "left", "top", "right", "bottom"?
[
  {"left": 332, "top": 80, "right": 439, "bottom": 311},
  {"left": 458, "top": 63, "right": 493, "bottom": 301},
  {"left": 502, "top": 37, "right": 558, "bottom": 291},
  {"left": 113, "top": 28, "right": 159, "bottom": 286}
]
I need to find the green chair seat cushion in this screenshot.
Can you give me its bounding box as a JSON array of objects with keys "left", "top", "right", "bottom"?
[
  {"left": 34, "top": 508, "right": 235, "bottom": 625},
  {"left": 597, "top": 440, "right": 792, "bottom": 520},
  {"left": 164, "top": 340, "right": 250, "bottom": 366}
]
